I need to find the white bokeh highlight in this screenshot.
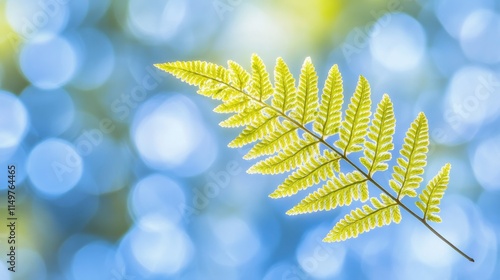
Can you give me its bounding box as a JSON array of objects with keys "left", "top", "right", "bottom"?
[
  {"left": 441, "top": 66, "right": 500, "bottom": 144},
  {"left": 460, "top": 9, "right": 500, "bottom": 64},
  {"left": 370, "top": 13, "right": 426, "bottom": 71},
  {"left": 434, "top": 0, "right": 495, "bottom": 38},
  {"left": 209, "top": 216, "right": 261, "bottom": 267},
  {"left": 6, "top": 0, "right": 70, "bottom": 37},
  {"left": 132, "top": 94, "right": 217, "bottom": 175},
  {"left": 27, "top": 138, "right": 83, "bottom": 197},
  {"left": 130, "top": 216, "right": 193, "bottom": 275},
  {"left": 296, "top": 225, "right": 345, "bottom": 279},
  {"left": 129, "top": 174, "right": 185, "bottom": 224},
  {"left": 127, "top": 0, "right": 186, "bottom": 44},
  {"left": 0, "top": 91, "right": 28, "bottom": 151},
  {"left": 20, "top": 35, "right": 78, "bottom": 89},
  {"left": 472, "top": 134, "right": 500, "bottom": 191}
]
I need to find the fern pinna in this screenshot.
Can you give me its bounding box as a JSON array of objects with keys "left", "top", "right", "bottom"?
[{"left": 155, "top": 55, "right": 474, "bottom": 262}]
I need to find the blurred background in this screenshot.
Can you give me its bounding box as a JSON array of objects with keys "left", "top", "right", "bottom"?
[{"left": 0, "top": 0, "right": 499, "bottom": 279}]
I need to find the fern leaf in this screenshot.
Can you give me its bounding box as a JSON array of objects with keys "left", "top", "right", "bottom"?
[
  {"left": 196, "top": 80, "right": 228, "bottom": 100},
  {"left": 152, "top": 61, "right": 234, "bottom": 102},
  {"left": 324, "top": 193, "right": 401, "bottom": 242},
  {"left": 272, "top": 57, "right": 297, "bottom": 113},
  {"left": 157, "top": 56, "right": 473, "bottom": 262},
  {"left": 269, "top": 150, "right": 340, "bottom": 198},
  {"left": 416, "top": 163, "right": 451, "bottom": 223},
  {"left": 291, "top": 57, "right": 319, "bottom": 125},
  {"left": 228, "top": 60, "right": 250, "bottom": 91},
  {"left": 389, "top": 112, "right": 429, "bottom": 199},
  {"left": 228, "top": 113, "right": 280, "bottom": 148},
  {"left": 213, "top": 97, "right": 252, "bottom": 114},
  {"left": 248, "top": 134, "right": 320, "bottom": 174},
  {"left": 249, "top": 54, "right": 273, "bottom": 101},
  {"left": 155, "top": 60, "right": 229, "bottom": 88},
  {"left": 360, "top": 94, "right": 396, "bottom": 175},
  {"left": 219, "top": 104, "right": 265, "bottom": 127},
  {"left": 334, "top": 76, "right": 371, "bottom": 155},
  {"left": 286, "top": 171, "right": 369, "bottom": 215},
  {"left": 313, "top": 64, "right": 343, "bottom": 137},
  {"left": 243, "top": 119, "right": 299, "bottom": 159}
]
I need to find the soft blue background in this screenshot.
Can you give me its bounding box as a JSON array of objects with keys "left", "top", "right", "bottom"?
[{"left": 0, "top": 0, "right": 499, "bottom": 279}]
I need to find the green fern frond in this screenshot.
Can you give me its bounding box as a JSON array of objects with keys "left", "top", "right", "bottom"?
[
  {"left": 156, "top": 55, "right": 474, "bottom": 262},
  {"left": 313, "top": 64, "right": 343, "bottom": 138},
  {"left": 228, "top": 114, "right": 279, "bottom": 148},
  {"left": 243, "top": 119, "right": 299, "bottom": 159},
  {"left": 291, "top": 57, "right": 319, "bottom": 125},
  {"left": 227, "top": 60, "right": 250, "bottom": 91},
  {"left": 219, "top": 104, "right": 265, "bottom": 128},
  {"left": 334, "top": 76, "right": 371, "bottom": 155},
  {"left": 269, "top": 150, "right": 340, "bottom": 198},
  {"left": 248, "top": 134, "right": 319, "bottom": 174},
  {"left": 324, "top": 193, "right": 401, "bottom": 242},
  {"left": 416, "top": 163, "right": 451, "bottom": 223},
  {"left": 360, "top": 94, "right": 396, "bottom": 175},
  {"left": 273, "top": 58, "right": 297, "bottom": 113},
  {"left": 249, "top": 54, "right": 274, "bottom": 101},
  {"left": 286, "top": 171, "right": 369, "bottom": 215},
  {"left": 155, "top": 60, "right": 229, "bottom": 88},
  {"left": 196, "top": 79, "right": 234, "bottom": 101},
  {"left": 213, "top": 97, "right": 251, "bottom": 113},
  {"left": 389, "top": 112, "right": 429, "bottom": 199}
]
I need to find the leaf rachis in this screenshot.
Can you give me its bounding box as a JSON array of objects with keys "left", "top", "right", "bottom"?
[{"left": 155, "top": 55, "right": 474, "bottom": 262}]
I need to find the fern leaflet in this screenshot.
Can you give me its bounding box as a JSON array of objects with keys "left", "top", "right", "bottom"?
[
  {"left": 227, "top": 60, "right": 250, "bottom": 91},
  {"left": 389, "top": 112, "right": 429, "bottom": 199},
  {"left": 286, "top": 171, "right": 369, "bottom": 215},
  {"left": 360, "top": 94, "right": 395, "bottom": 175},
  {"left": 249, "top": 54, "right": 274, "bottom": 101},
  {"left": 313, "top": 64, "right": 343, "bottom": 138},
  {"left": 324, "top": 193, "right": 401, "bottom": 242},
  {"left": 269, "top": 150, "right": 340, "bottom": 198},
  {"left": 156, "top": 60, "right": 229, "bottom": 87},
  {"left": 416, "top": 163, "right": 451, "bottom": 223},
  {"left": 273, "top": 58, "right": 297, "bottom": 113},
  {"left": 243, "top": 119, "right": 299, "bottom": 160},
  {"left": 334, "top": 76, "right": 371, "bottom": 155},
  {"left": 247, "top": 134, "right": 320, "bottom": 175},
  {"left": 291, "top": 57, "right": 319, "bottom": 125},
  {"left": 155, "top": 55, "right": 474, "bottom": 262}
]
